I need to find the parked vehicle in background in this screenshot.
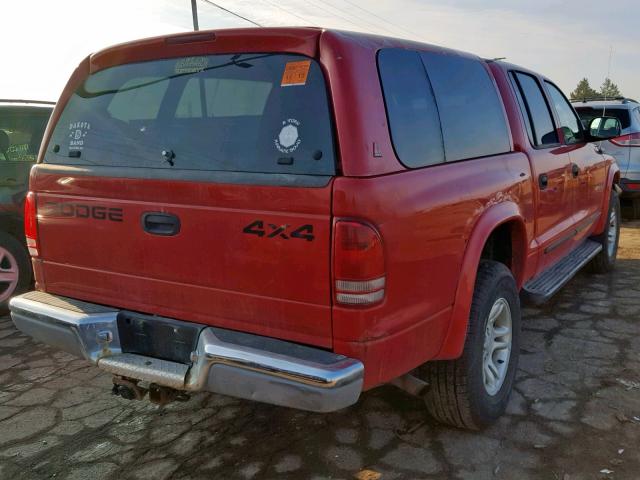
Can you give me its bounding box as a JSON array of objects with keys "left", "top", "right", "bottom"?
[
  {"left": 573, "top": 97, "right": 640, "bottom": 217},
  {"left": 9, "top": 28, "right": 622, "bottom": 430},
  {"left": 0, "top": 100, "right": 53, "bottom": 311}
]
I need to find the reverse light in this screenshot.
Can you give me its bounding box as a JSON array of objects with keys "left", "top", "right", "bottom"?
[
  {"left": 610, "top": 132, "right": 640, "bottom": 147},
  {"left": 333, "top": 220, "right": 385, "bottom": 306},
  {"left": 24, "top": 191, "right": 39, "bottom": 257}
]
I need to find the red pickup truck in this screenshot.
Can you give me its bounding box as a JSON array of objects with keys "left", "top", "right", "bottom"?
[{"left": 10, "top": 28, "right": 622, "bottom": 430}]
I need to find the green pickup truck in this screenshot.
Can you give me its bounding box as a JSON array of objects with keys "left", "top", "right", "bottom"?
[{"left": 0, "top": 100, "right": 53, "bottom": 310}]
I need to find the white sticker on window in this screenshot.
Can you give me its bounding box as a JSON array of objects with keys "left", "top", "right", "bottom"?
[
  {"left": 274, "top": 118, "right": 301, "bottom": 153},
  {"left": 175, "top": 57, "right": 209, "bottom": 74},
  {"left": 68, "top": 121, "right": 91, "bottom": 150}
]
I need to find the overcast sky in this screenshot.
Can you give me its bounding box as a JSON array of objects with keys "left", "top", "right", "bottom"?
[{"left": 3, "top": 0, "right": 638, "bottom": 101}]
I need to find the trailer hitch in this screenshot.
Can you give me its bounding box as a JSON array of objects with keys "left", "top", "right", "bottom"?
[
  {"left": 111, "top": 376, "right": 190, "bottom": 406},
  {"left": 111, "top": 376, "right": 148, "bottom": 401}
]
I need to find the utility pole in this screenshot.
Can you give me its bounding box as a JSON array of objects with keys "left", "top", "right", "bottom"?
[{"left": 191, "top": 0, "right": 199, "bottom": 31}]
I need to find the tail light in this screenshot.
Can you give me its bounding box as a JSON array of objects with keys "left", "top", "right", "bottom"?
[
  {"left": 610, "top": 132, "right": 640, "bottom": 147},
  {"left": 24, "top": 191, "right": 39, "bottom": 257},
  {"left": 333, "top": 220, "right": 385, "bottom": 306}
]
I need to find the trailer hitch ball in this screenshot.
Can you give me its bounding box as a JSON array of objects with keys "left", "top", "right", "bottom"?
[
  {"left": 112, "top": 383, "right": 136, "bottom": 400},
  {"left": 111, "top": 376, "right": 148, "bottom": 401}
]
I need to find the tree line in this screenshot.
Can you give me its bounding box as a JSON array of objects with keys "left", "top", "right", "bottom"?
[{"left": 570, "top": 77, "right": 622, "bottom": 100}]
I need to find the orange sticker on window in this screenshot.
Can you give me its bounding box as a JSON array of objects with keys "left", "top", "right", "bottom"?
[{"left": 281, "top": 60, "right": 311, "bottom": 86}]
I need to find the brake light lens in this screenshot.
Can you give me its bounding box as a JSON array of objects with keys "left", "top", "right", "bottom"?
[
  {"left": 333, "top": 220, "right": 385, "bottom": 306},
  {"left": 610, "top": 132, "right": 640, "bottom": 147},
  {"left": 24, "top": 191, "right": 39, "bottom": 257}
]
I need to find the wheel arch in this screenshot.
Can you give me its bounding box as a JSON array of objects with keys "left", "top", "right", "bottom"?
[
  {"left": 593, "top": 163, "right": 621, "bottom": 235},
  {"left": 435, "top": 201, "right": 528, "bottom": 360}
]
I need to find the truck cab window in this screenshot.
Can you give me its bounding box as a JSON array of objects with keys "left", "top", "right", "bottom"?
[
  {"left": 512, "top": 72, "right": 558, "bottom": 147},
  {"left": 545, "top": 81, "right": 584, "bottom": 145}
]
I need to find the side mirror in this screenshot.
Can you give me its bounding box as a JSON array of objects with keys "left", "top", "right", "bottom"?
[{"left": 589, "top": 116, "right": 622, "bottom": 140}]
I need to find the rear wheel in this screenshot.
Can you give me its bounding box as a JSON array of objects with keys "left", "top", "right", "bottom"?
[
  {"left": 589, "top": 189, "right": 620, "bottom": 274},
  {"left": 0, "top": 232, "right": 31, "bottom": 314},
  {"left": 421, "top": 260, "right": 521, "bottom": 430}
]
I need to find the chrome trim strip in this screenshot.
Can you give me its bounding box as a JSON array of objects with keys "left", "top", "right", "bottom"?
[
  {"left": 544, "top": 212, "right": 600, "bottom": 254},
  {"left": 575, "top": 212, "right": 601, "bottom": 234},
  {"left": 34, "top": 164, "right": 333, "bottom": 188}
]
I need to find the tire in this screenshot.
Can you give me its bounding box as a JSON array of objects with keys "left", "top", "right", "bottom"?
[
  {"left": 0, "top": 231, "right": 32, "bottom": 314},
  {"left": 589, "top": 189, "right": 620, "bottom": 274},
  {"left": 420, "top": 260, "right": 521, "bottom": 430},
  {"left": 631, "top": 198, "right": 640, "bottom": 220}
]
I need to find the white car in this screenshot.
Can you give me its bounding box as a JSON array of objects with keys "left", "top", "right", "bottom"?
[{"left": 573, "top": 97, "right": 640, "bottom": 217}]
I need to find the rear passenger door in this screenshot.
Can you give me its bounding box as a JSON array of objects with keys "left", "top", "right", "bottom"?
[
  {"left": 544, "top": 81, "right": 606, "bottom": 236},
  {"left": 510, "top": 72, "right": 574, "bottom": 272}
]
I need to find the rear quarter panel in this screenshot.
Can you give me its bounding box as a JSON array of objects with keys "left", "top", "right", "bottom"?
[{"left": 332, "top": 152, "right": 534, "bottom": 388}]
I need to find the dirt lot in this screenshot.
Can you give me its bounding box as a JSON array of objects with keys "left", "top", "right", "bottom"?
[{"left": 1, "top": 223, "right": 639, "bottom": 480}]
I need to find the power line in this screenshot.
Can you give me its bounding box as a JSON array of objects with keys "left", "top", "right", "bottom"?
[
  {"left": 198, "top": 0, "right": 428, "bottom": 46},
  {"left": 313, "top": 0, "right": 406, "bottom": 37},
  {"left": 338, "top": 0, "right": 426, "bottom": 40},
  {"left": 199, "top": 0, "right": 263, "bottom": 27},
  {"left": 259, "top": 0, "right": 319, "bottom": 27},
  {"left": 304, "top": 0, "right": 371, "bottom": 32},
  {"left": 307, "top": 0, "right": 418, "bottom": 41},
  {"left": 317, "top": 0, "right": 400, "bottom": 37}
]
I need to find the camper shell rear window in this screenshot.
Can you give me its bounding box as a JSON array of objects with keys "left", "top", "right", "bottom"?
[{"left": 44, "top": 54, "right": 336, "bottom": 177}]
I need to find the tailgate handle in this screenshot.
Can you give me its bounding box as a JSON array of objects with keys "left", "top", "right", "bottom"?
[{"left": 142, "top": 212, "right": 181, "bottom": 236}]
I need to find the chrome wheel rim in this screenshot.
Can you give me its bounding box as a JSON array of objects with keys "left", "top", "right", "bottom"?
[
  {"left": 482, "top": 297, "right": 512, "bottom": 396},
  {"left": 0, "top": 246, "right": 19, "bottom": 303},
  {"left": 607, "top": 208, "right": 618, "bottom": 258}
]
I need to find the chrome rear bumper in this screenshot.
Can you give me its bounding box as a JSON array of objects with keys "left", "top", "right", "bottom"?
[{"left": 10, "top": 291, "right": 364, "bottom": 412}]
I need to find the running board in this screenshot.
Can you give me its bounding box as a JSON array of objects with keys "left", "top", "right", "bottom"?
[{"left": 522, "top": 239, "right": 602, "bottom": 305}]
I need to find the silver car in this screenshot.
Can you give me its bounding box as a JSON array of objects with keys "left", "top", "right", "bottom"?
[{"left": 573, "top": 97, "right": 640, "bottom": 217}]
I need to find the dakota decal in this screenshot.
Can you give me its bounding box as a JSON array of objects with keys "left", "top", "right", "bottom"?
[{"left": 68, "top": 121, "right": 91, "bottom": 150}]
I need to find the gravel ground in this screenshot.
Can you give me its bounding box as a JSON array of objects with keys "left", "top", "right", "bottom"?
[{"left": 0, "top": 222, "right": 639, "bottom": 480}]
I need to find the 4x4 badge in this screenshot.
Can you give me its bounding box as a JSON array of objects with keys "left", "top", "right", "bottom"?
[{"left": 243, "top": 220, "right": 314, "bottom": 241}]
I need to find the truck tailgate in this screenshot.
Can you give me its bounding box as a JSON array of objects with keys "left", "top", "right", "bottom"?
[{"left": 33, "top": 170, "right": 333, "bottom": 347}]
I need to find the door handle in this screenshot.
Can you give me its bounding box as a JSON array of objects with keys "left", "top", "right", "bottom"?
[
  {"left": 141, "top": 212, "right": 181, "bottom": 236},
  {"left": 571, "top": 163, "right": 580, "bottom": 178},
  {"left": 539, "top": 173, "right": 548, "bottom": 190}
]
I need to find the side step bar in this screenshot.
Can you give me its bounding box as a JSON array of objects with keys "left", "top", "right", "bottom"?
[{"left": 522, "top": 239, "right": 602, "bottom": 305}]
